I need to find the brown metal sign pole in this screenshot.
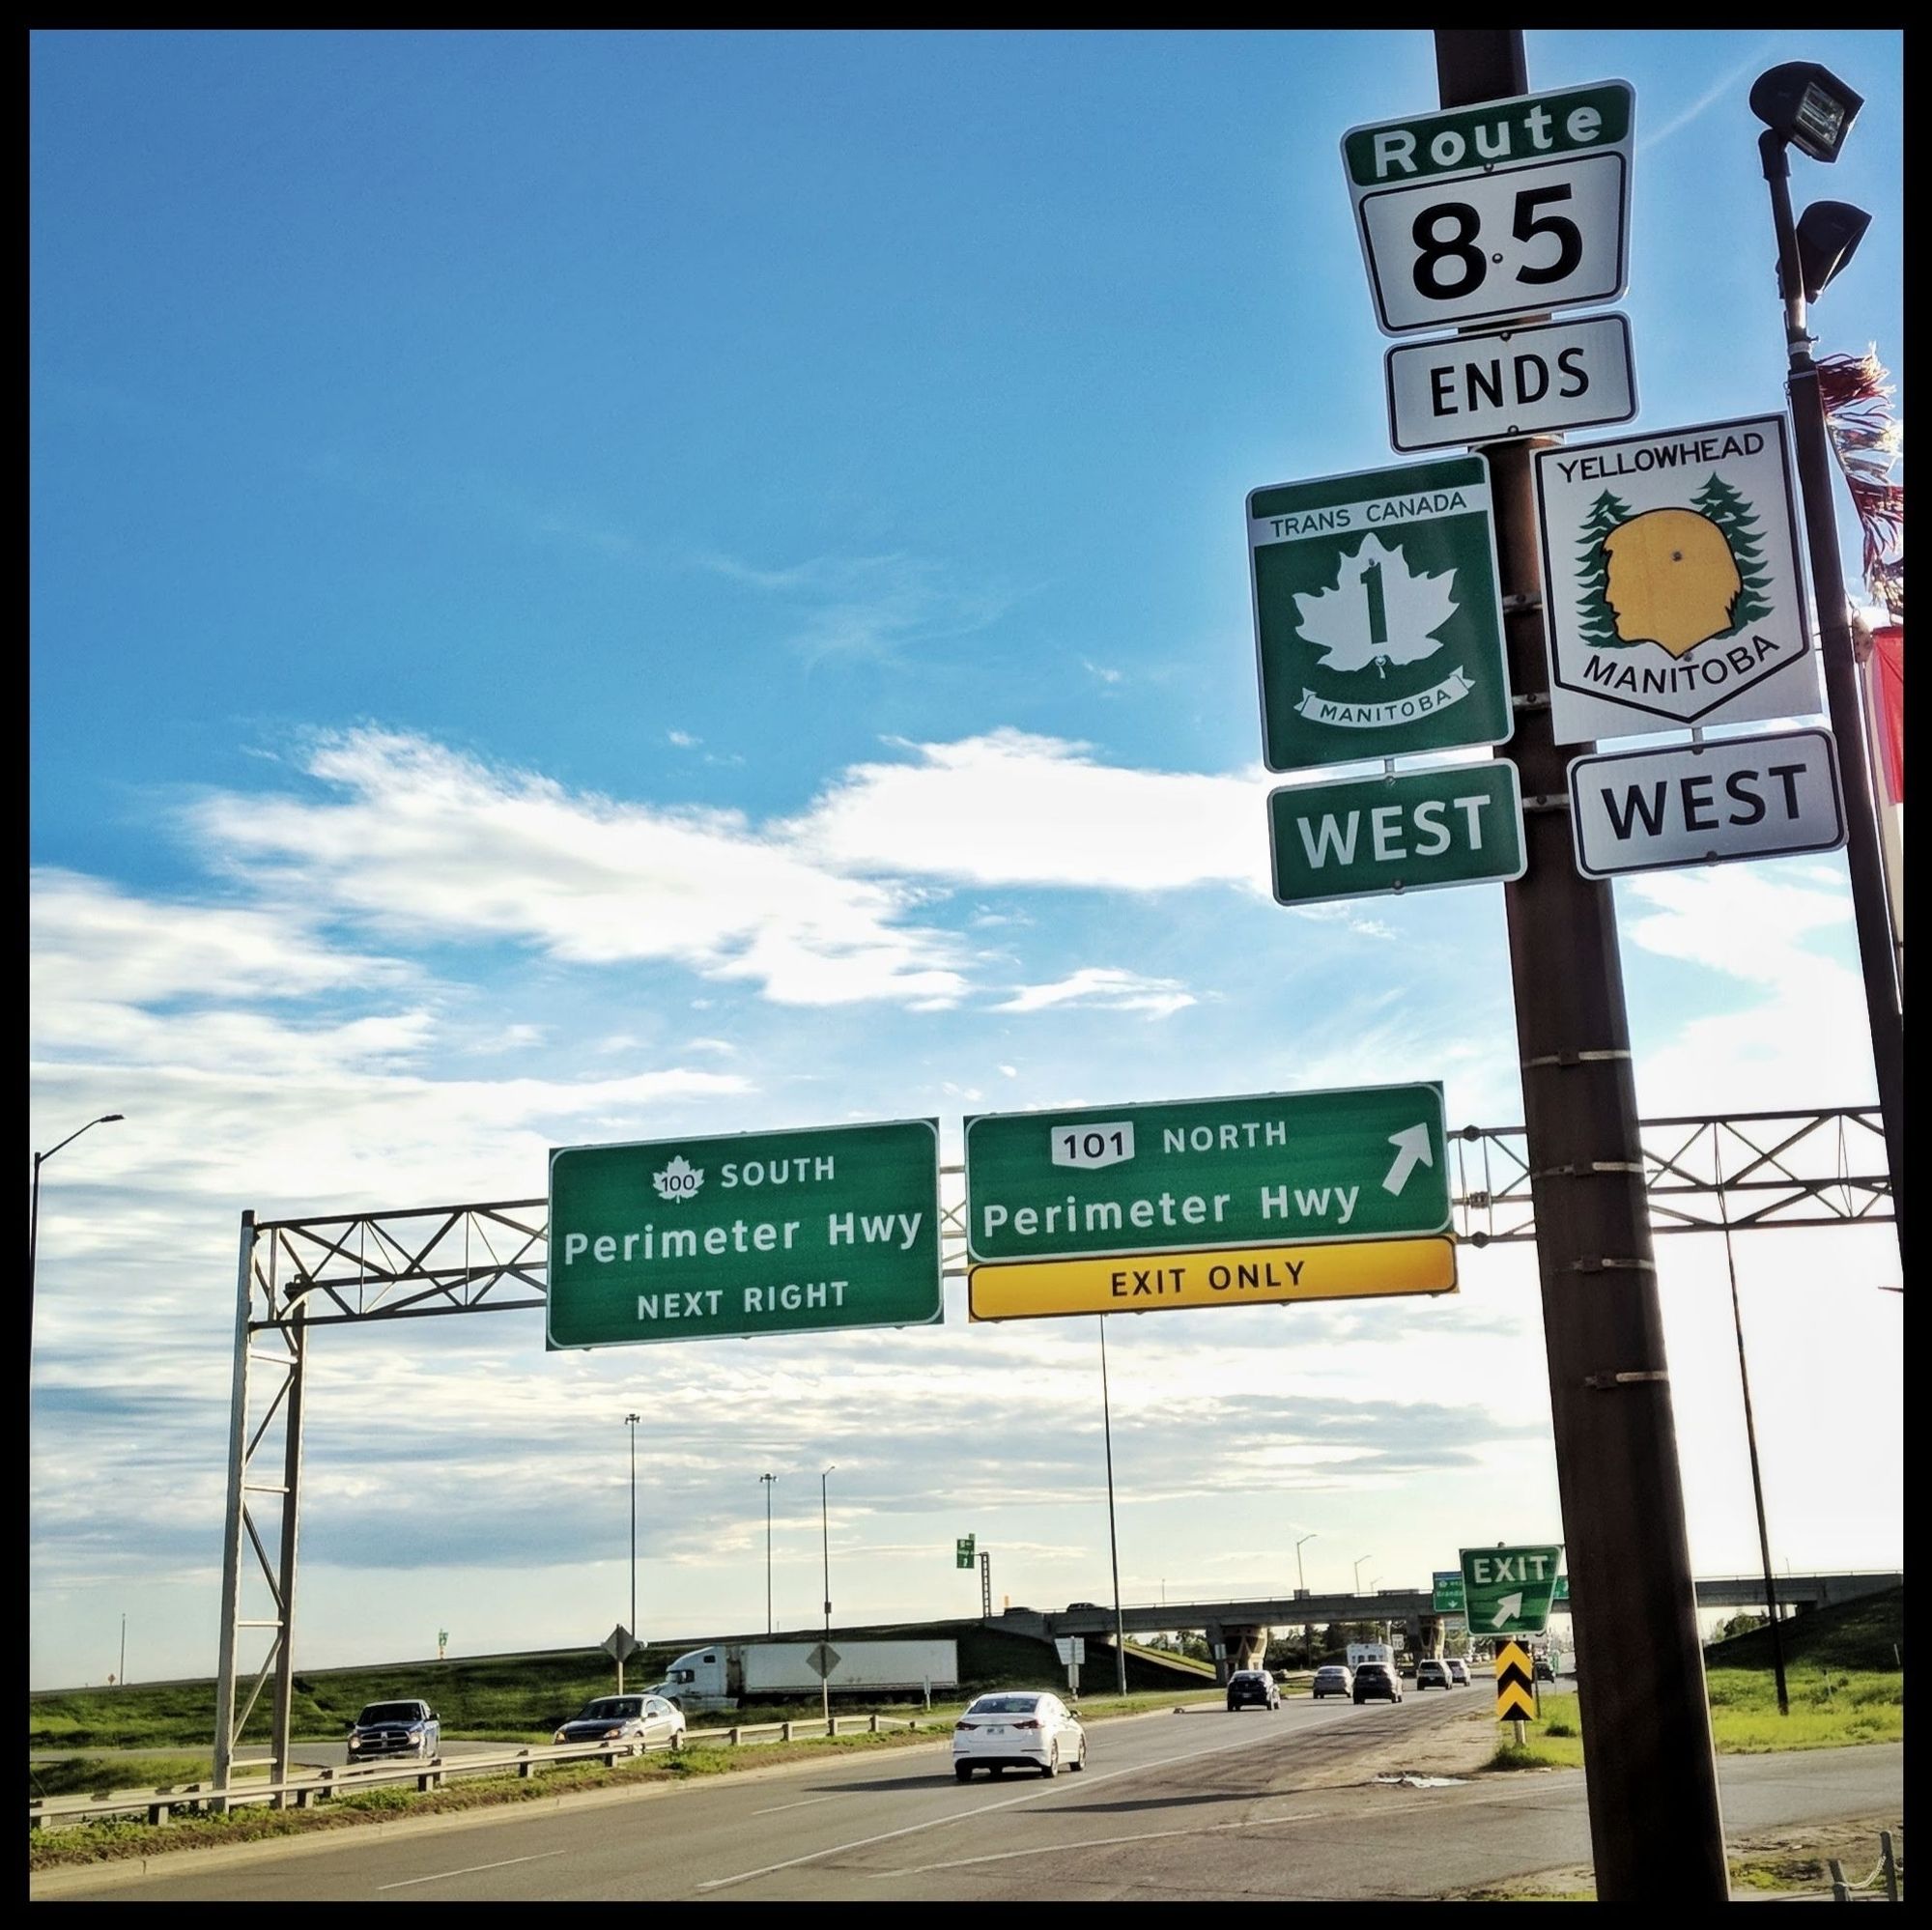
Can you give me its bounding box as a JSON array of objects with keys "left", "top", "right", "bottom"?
[{"left": 1432, "top": 28, "right": 1729, "bottom": 1904}]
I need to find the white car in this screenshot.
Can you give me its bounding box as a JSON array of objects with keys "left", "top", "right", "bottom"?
[
  {"left": 553, "top": 1692, "right": 686, "bottom": 1750},
  {"left": 952, "top": 1690, "right": 1087, "bottom": 1780}
]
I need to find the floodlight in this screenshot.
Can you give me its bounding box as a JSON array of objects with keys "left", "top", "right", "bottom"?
[
  {"left": 1780, "top": 200, "right": 1872, "bottom": 302},
  {"left": 1749, "top": 62, "right": 1863, "bottom": 163}
]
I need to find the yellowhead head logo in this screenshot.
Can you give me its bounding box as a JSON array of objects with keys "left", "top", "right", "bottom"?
[{"left": 1600, "top": 508, "right": 1743, "bottom": 659}]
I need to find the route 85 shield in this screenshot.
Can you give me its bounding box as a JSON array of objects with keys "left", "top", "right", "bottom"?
[{"left": 1250, "top": 455, "right": 1512, "bottom": 772}]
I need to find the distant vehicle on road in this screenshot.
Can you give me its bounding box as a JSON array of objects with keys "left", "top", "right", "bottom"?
[
  {"left": 1346, "top": 1641, "right": 1394, "bottom": 1672},
  {"left": 1225, "top": 1669, "right": 1280, "bottom": 1712},
  {"left": 1311, "top": 1664, "right": 1354, "bottom": 1700},
  {"left": 1535, "top": 1655, "right": 1556, "bottom": 1681},
  {"left": 1445, "top": 1658, "right": 1471, "bottom": 1687},
  {"left": 1352, "top": 1663, "right": 1403, "bottom": 1705},
  {"left": 651, "top": 1638, "right": 958, "bottom": 1711},
  {"left": 347, "top": 1699, "right": 440, "bottom": 1762},
  {"left": 1415, "top": 1659, "right": 1452, "bottom": 1690},
  {"left": 952, "top": 1690, "right": 1086, "bottom": 1780},
  {"left": 553, "top": 1693, "right": 685, "bottom": 1750}
]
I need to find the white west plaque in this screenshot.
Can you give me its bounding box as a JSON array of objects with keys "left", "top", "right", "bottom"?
[{"left": 1569, "top": 728, "right": 1845, "bottom": 879}]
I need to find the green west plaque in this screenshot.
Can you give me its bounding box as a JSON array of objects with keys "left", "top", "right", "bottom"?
[
  {"left": 1250, "top": 455, "right": 1512, "bottom": 772},
  {"left": 548, "top": 1119, "right": 942, "bottom": 1349}
]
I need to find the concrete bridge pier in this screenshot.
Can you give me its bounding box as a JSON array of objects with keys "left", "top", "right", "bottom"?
[{"left": 1204, "top": 1621, "right": 1268, "bottom": 1684}]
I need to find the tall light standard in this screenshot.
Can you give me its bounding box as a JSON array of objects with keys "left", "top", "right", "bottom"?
[
  {"left": 1099, "top": 1318, "right": 1128, "bottom": 1695},
  {"left": 759, "top": 1472, "right": 778, "bottom": 1634},
  {"left": 624, "top": 1412, "right": 641, "bottom": 1637},
  {"left": 820, "top": 1465, "right": 836, "bottom": 1732},
  {"left": 1295, "top": 1533, "right": 1317, "bottom": 1665},
  {"left": 119, "top": 1613, "right": 127, "bottom": 1689},
  {"left": 28, "top": 1113, "right": 124, "bottom": 1359},
  {"left": 1353, "top": 1553, "right": 1373, "bottom": 1598},
  {"left": 1749, "top": 60, "right": 1904, "bottom": 1264}
]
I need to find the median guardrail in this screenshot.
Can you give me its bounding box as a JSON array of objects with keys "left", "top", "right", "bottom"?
[{"left": 28, "top": 1713, "right": 930, "bottom": 1832}]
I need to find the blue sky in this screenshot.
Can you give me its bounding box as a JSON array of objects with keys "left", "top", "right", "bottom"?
[{"left": 31, "top": 29, "right": 1901, "bottom": 1689}]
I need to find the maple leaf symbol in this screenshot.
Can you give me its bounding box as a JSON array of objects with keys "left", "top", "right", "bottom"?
[
  {"left": 1293, "top": 532, "right": 1460, "bottom": 675},
  {"left": 652, "top": 1155, "right": 704, "bottom": 1202}
]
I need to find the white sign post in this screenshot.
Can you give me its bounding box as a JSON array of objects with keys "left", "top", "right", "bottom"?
[
  {"left": 1568, "top": 728, "right": 1845, "bottom": 879},
  {"left": 1385, "top": 314, "right": 1637, "bottom": 453},
  {"left": 1535, "top": 414, "right": 1818, "bottom": 743},
  {"left": 1342, "top": 82, "right": 1634, "bottom": 336}
]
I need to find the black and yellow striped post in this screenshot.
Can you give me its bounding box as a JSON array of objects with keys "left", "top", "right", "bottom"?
[{"left": 1495, "top": 1639, "right": 1537, "bottom": 1744}]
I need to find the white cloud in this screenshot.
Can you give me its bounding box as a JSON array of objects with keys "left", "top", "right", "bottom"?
[
  {"left": 1621, "top": 865, "right": 1878, "bottom": 1113},
  {"left": 185, "top": 729, "right": 970, "bottom": 1009},
  {"left": 993, "top": 967, "right": 1196, "bottom": 1019},
  {"left": 790, "top": 729, "right": 1269, "bottom": 892}
]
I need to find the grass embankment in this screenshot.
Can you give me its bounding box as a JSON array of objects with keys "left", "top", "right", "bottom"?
[
  {"left": 31, "top": 1616, "right": 1206, "bottom": 1759},
  {"left": 1486, "top": 1586, "right": 1904, "bottom": 1771}
]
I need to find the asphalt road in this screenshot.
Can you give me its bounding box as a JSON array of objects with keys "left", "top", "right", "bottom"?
[{"left": 33, "top": 1697, "right": 1903, "bottom": 1902}]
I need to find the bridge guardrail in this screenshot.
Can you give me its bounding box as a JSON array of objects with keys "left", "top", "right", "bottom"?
[{"left": 28, "top": 1713, "right": 930, "bottom": 1832}]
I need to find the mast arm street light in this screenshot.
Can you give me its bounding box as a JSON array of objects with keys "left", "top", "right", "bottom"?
[
  {"left": 624, "top": 1413, "right": 640, "bottom": 1644},
  {"left": 1294, "top": 1532, "right": 1316, "bottom": 1595},
  {"left": 760, "top": 1472, "right": 778, "bottom": 1635},
  {"left": 29, "top": 1113, "right": 125, "bottom": 1361}
]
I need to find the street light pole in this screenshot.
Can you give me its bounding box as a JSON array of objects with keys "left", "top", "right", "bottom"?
[
  {"left": 1753, "top": 116, "right": 1905, "bottom": 1267},
  {"left": 28, "top": 1114, "right": 125, "bottom": 1362},
  {"left": 1295, "top": 1533, "right": 1317, "bottom": 1665},
  {"left": 820, "top": 1465, "right": 836, "bottom": 1733},
  {"left": 624, "top": 1412, "right": 640, "bottom": 1638},
  {"left": 1354, "top": 1554, "right": 1373, "bottom": 1598},
  {"left": 760, "top": 1472, "right": 778, "bottom": 1634},
  {"left": 1099, "top": 1318, "right": 1128, "bottom": 1695},
  {"left": 120, "top": 1613, "right": 126, "bottom": 1689}
]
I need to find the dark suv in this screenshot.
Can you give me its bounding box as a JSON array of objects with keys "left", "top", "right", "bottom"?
[
  {"left": 1226, "top": 1668, "right": 1281, "bottom": 1712},
  {"left": 1352, "top": 1662, "right": 1403, "bottom": 1705}
]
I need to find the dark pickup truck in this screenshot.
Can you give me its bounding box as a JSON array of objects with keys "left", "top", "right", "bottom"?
[{"left": 347, "top": 1698, "right": 441, "bottom": 1761}]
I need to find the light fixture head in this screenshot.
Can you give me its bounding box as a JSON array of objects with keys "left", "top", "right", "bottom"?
[
  {"left": 1749, "top": 62, "right": 1864, "bottom": 163},
  {"left": 1782, "top": 198, "right": 1872, "bottom": 301}
]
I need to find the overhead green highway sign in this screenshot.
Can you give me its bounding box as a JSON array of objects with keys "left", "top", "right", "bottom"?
[
  {"left": 548, "top": 1120, "right": 941, "bottom": 1349},
  {"left": 964, "top": 1084, "right": 1450, "bottom": 1267},
  {"left": 1460, "top": 1545, "right": 1564, "bottom": 1634},
  {"left": 1433, "top": 1571, "right": 1466, "bottom": 1614}
]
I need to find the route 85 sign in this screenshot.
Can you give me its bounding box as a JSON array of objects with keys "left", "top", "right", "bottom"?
[
  {"left": 1250, "top": 455, "right": 1512, "bottom": 771},
  {"left": 1343, "top": 81, "right": 1634, "bottom": 336}
]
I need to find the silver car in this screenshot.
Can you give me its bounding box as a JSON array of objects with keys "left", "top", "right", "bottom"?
[
  {"left": 952, "top": 1690, "right": 1087, "bottom": 1780},
  {"left": 554, "top": 1693, "right": 686, "bottom": 1750}
]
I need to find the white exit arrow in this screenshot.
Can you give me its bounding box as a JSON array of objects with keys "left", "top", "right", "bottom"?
[
  {"left": 1491, "top": 1592, "right": 1523, "bottom": 1630},
  {"left": 1382, "top": 1123, "right": 1435, "bottom": 1196}
]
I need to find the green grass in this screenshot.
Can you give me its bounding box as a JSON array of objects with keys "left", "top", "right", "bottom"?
[{"left": 1706, "top": 1668, "right": 1903, "bottom": 1750}]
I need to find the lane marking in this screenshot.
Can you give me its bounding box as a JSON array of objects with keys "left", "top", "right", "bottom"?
[
  {"left": 869, "top": 1808, "right": 1325, "bottom": 1876},
  {"left": 753, "top": 1793, "right": 843, "bottom": 1816},
  {"left": 868, "top": 1785, "right": 1538, "bottom": 1881},
  {"left": 379, "top": 1850, "right": 567, "bottom": 1891},
  {"left": 695, "top": 1722, "right": 1327, "bottom": 1892}
]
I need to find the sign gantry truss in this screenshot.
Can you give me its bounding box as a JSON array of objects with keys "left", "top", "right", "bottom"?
[{"left": 213, "top": 1105, "right": 1889, "bottom": 1790}]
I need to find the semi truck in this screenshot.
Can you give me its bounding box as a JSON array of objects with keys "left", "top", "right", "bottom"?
[{"left": 649, "top": 1638, "right": 960, "bottom": 1712}]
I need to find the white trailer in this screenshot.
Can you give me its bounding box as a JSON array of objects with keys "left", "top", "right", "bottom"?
[{"left": 652, "top": 1638, "right": 960, "bottom": 1712}]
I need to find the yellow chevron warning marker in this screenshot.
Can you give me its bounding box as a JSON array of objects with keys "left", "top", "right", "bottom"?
[{"left": 1494, "top": 1638, "right": 1537, "bottom": 1720}]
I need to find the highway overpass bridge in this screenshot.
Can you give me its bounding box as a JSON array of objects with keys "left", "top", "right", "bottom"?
[{"left": 998, "top": 1570, "right": 1903, "bottom": 1682}]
